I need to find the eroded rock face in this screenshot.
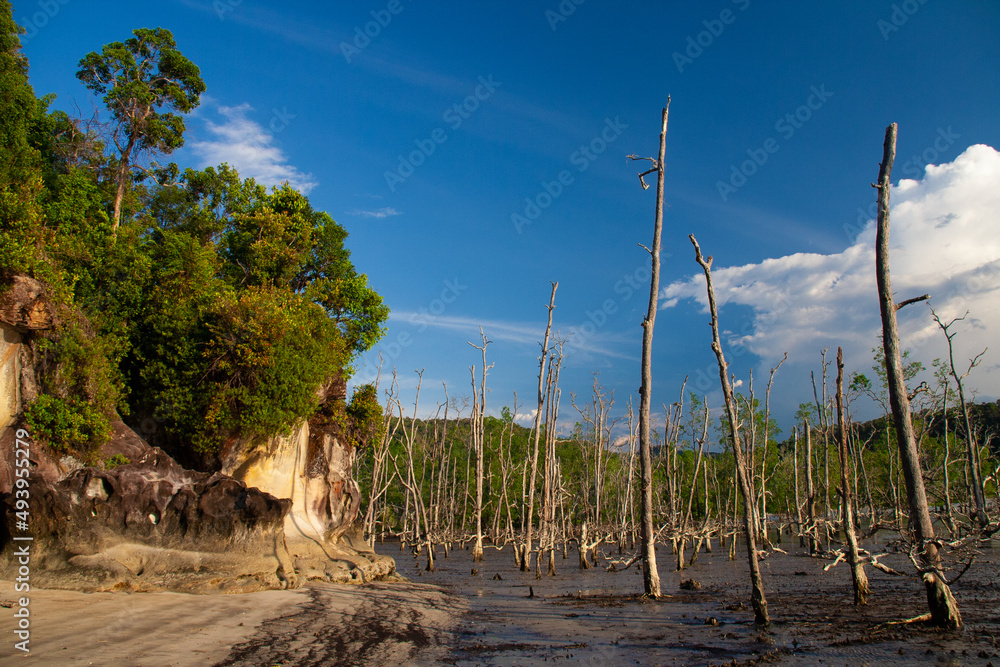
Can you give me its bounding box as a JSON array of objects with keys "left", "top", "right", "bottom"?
[
  {"left": 1, "top": 435, "right": 295, "bottom": 593},
  {"left": 0, "top": 275, "right": 57, "bottom": 331},
  {"left": 221, "top": 415, "right": 394, "bottom": 584}
]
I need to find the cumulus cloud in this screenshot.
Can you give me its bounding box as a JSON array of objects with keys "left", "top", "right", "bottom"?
[
  {"left": 663, "top": 144, "right": 1000, "bottom": 402},
  {"left": 189, "top": 102, "right": 317, "bottom": 194}
]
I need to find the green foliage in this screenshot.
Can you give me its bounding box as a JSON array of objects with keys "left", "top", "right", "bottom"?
[
  {"left": 344, "top": 384, "right": 385, "bottom": 449},
  {"left": 197, "top": 288, "right": 347, "bottom": 451},
  {"left": 104, "top": 453, "right": 131, "bottom": 469},
  {"left": 25, "top": 394, "right": 111, "bottom": 454},
  {"left": 0, "top": 2, "right": 45, "bottom": 275},
  {"left": 75, "top": 27, "right": 204, "bottom": 158},
  {"left": 0, "top": 12, "right": 387, "bottom": 466}
]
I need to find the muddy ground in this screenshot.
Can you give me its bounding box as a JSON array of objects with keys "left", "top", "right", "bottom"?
[{"left": 377, "top": 535, "right": 1000, "bottom": 666}]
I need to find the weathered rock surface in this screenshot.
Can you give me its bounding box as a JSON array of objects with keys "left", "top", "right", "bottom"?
[
  {"left": 1, "top": 415, "right": 394, "bottom": 591},
  {"left": 221, "top": 408, "right": 395, "bottom": 585},
  {"left": 1, "top": 433, "right": 296, "bottom": 593},
  {"left": 0, "top": 275, "right": 57, "bottom": 331}
]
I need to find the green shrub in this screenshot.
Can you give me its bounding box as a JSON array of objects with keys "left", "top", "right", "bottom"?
[
  {"left": 104, "top": 453, "right": 130, "bottom": 469},
  {"left": 24, "top": 393, "right": 111, "bottom": 454},
  {"left": 345, "top": 383, "right": 384, "bottom": 449}
]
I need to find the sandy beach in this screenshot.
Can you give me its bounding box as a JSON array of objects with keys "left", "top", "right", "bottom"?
[{"left": 0, "top": 579, "right": 462, "bottom": 666}]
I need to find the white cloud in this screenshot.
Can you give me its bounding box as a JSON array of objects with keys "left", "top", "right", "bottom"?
[
  {"left": 190, "top": 102, "right": 317, "bottom": 194},
  {"left": 388, "top": 312, "right": 544, "bottom": 346},
  {"left": 387, "top": 311, "right": 639, "bottom": 362},
  {"left": 663, "top": 144, "right": 1000, "bottom": 404},
  {"left": 348, "top": 207, "right": 402, "bottom": 219}
]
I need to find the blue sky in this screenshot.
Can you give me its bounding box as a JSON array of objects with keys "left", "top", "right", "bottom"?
[{"left": 16, "top": 0, "right": 1000, "bottom": 435}]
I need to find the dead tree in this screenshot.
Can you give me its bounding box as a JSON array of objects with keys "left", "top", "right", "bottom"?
[
  {"left": 539, "top": 341, "right": 565, "bottom": 577},
  {"left": 931, "top": 308, "right": 990, "bottom": 529},
  {"left": 468, "top": 329, "right": 494, "bottom": 562},
  {"left": 678, "top": 395, "right": 709, "bottom": 570},
  {"left": 874, "top": 123, "right": 961, "bottom": 628},
  {"left": 803, "top": 419, "right": 820, "bottom": 554},
  {"left": 363, "top": 363, "right": 402, "bottom": 545},
  {"left": 628, "top": 99, "right": 670, "bottom": 598},
  {"left": 690, "top": 234, "right": 769, "bottom": 627},
  {"left": 836, "top": 348, "right": 869, "bottom": 604},
  {"left": 522, "top": 282, "right": 558, "bottom": 571},
  {"left": 392, "top": 370, "right": 437, "bottom": 571},
  {"left": 758, "top": 354, "right": 787, "bottom": 544}
]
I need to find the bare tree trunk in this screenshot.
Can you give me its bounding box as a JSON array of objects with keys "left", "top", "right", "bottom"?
[
  {"left": 805, "top": 420, "right": 819, "bottom": 555},
  {"left": 541, "top": 348, "right": 564, "bottom": 577},
  {"left": 631, "top": 100, "right": 670, "bottom": 598},
  {"left": 690, "top": 234, "right": 769, "bottom": 627},
  {"left": 932, "top": 309, "right": 990, "bottom": 529},
  {"left": 468, "top": 329, "right": 494, "bottom": 562},
  {"left": 759, "top": 355, "right": 786, "bottom": 545},
  {"left": 110, "top": 134, "right": 138, "bottom": 235},
  {"left": 523, "top": 283, "right": 558, "bottom": 571},
  {"left": 793, "top": 428, "right": 804, "bottom": 547},
  {"left": 836, "top": 348, "right": 869, "bottom": 604},
  {"left": 875, "top": 123, "right": 961, "bottom": 629}
]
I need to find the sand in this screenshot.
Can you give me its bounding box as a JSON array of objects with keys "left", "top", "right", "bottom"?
[{"left": 0, "top": 579, "right": 462, "bottom": 666}]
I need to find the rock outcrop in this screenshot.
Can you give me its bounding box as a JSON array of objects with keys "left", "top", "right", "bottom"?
[
  {"left": 221, "top": 408, "right": 394, "bottom": 585},
  {"left": 1, "top": 428, "right": 296, "bottom": 593},
  {"left": 0, "top": 276, "right": 54, "bottom": 430},
  {"left": 0, "top": 274, "right": 393, "bottom": 592},
  {"left": 0, "top": 275, "right": 57, "bottom": 331}
]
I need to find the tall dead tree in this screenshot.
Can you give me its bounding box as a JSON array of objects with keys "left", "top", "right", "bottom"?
[
  {"left": 468, "top": 328, "right": 494, "bottom": 562},
  {"left": 540, "top": 341, "right": 565, "bottom": 577},
  {"left": 522, "top": 283, "right": 558, "bottom": 571},
  {"left": 874, "top": 123, "right": 961, "bottom": 628},
  {"left": 628, "top": 99, "right": 670, "bottom": 598},
  {"left": 836, "top": 348, "right": 869, "bottom": 604},
  {"left": 690, "top": 234, "right": 769, "bottom": 627}
]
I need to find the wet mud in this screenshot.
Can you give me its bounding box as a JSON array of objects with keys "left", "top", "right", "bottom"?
[{"left": 384, "top": 537, "right": 1000, "bottom": 666}]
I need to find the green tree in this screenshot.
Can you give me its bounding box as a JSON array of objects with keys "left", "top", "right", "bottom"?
[
  {"left": 0, "top": 1, "right": 45, "bottom": 275},
  {"left": 76, "top": 27, "right": 205, "bottom": 231}
]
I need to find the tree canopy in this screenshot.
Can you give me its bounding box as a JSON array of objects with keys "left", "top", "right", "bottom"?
[
  {"left": 0, "top": 9, "right": 388, "bottom": 465},
  {"left": 76, "top": 27, "right": 205, "bottom": 230}
]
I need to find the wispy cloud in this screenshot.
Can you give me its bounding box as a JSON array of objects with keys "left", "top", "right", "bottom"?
[
  {"left": 388, "top": 310, "right": 639, "bottom": 362},
  {"left": 189, "top": 100, "right": 317, "bottom": 194},
  {"left": 663, "top": 144, "right": 1000, "bottom": 400},
  {"left": 389, "top": 312, "right": 544, "bottom": 347},
  {"left": 347, "top": 207, "right": 402, "bottom": 219}
]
